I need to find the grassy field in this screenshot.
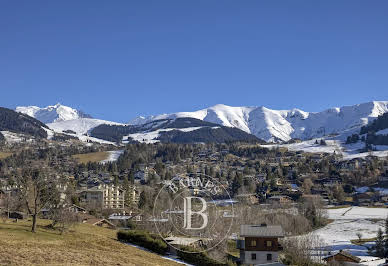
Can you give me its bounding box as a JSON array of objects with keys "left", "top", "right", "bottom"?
[
  {"left": 350, "top": 237, "right": 377, "bottom": 245},
  {"left": 72, "top": 151, "right": 110, "bottom": 164},
  {"left": 0, "top": 152, "right": 12, "bottom": 159},
  {"left": 0, "top": 218, "right": 180, "bottom": 266}
]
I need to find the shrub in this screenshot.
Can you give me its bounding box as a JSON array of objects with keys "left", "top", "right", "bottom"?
[
  {"left": 177, "top": 246, "right": 225, "bottom": 266},
  {"left": 117, "top": 230, "right": 168, "bottom": 255}
]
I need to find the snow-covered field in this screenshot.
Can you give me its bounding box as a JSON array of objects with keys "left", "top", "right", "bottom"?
[
  {"left": 0, "top": 131, "right": 33, "bottom": 143},
  {"left": 100, "top": 150, "right": 124, "bottom": 164},
  {"left": 264, "top": 138, "right": 388, "bottom": 160},
  {"left": 313, "top": 207, "right": 388, "bottom": 265},
  {"left": 123, "top": 127, "right": 218, "bottom": 144}
]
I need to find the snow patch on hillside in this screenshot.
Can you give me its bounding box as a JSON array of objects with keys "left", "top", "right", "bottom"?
[
  {"left": 313, "top": 207, "right": 388, "bottom": 265},
  {"left": 376, "top": 128, "right": 388, "bottom": 135},
  {"left": 0, "top": 131, "right": 33, "bottom": 143},
  {"left": 123, "top": 127, "right": 213, "bottom": 144},
  {"left": 47, "top": 118, "right": 124, "bottom": 135},
  {"left": 101, "top": 150, "right": 124, "bottom": 164}
]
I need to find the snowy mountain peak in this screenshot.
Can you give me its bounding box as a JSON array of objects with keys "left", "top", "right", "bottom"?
[
  {"left": 128, "top": 101, "right": 388, "bottom": 142},
  {"left": 16, "top": 103, "right": 92, "bottom": 124}
]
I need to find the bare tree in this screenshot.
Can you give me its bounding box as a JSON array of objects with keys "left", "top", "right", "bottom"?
[
  {"left": 282, "top": 234, "right": 326, "bottom": 265},
  {"left": 15, "top": 167, "right": 59, "bottom": 232},
  {"left": 50, "top": 207, "right": 79, "bottom": 234}
]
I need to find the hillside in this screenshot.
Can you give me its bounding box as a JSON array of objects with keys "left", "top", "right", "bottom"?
[
  {"left": 0, "top": 107, "right": 48, "bottom": 139},
  {"left": 0, "top": 219, "right": 180, "bottom": 266},
  {"left": 91, "top": 117, "right": 262, "bottom": 144}
]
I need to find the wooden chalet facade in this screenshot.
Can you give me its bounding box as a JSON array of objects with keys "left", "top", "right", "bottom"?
[{"left": 237, "top": 224, "right": 284, "bottom": 265}]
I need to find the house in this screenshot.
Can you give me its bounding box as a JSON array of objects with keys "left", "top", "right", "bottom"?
[
  {"left": 68, "top": 204, "right": 87, "bottom": 214},
  {"left": 237, "top": 224, "right": 284, "bottom": 265},
  {"left": 267, "top": 195, "right": 292, "bottom": 205},
  {"left": 83, "top": 218, "right": 116, "bottom": 229},
  {"left": 7, "top": 211, "right": 27, "bottom": 220},
  {"left": 323, "top": 250, "right": 361, "bottom": 264},
  {"left": 79, "top": 184, "right": 125, "bottom": 210},
  {"left": 235, "top": 193, "right": 259, "bottom": 204}
]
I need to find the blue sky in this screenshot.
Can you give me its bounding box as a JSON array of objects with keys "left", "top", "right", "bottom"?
[{"left": 1, "top": 1, "right": 387, "bottom": 122}]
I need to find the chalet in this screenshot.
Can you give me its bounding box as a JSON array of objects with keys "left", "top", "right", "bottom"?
[
  {"left": 237, "top": 224, "right": 284, "bottom": 265},
  {"left": 235, "top": 193, "right": 259, "bottom": 205},
  {"left": 83, "top": 218, "right": 116, "bottom": 229},
  {"left": 323, "top": 250, "right": 361, "bottom": 264},
  {"left": 7, "top": 211, "right": 27, "bottom": 220},
  {"left": 68, "top": 204, "right": 87, "bottom": 214},
  {"left": 354, "top": 192, "right": 375, "bottom": 206},
  {"left": 267, "top": 195, "right": 292, "bottom": 205}
]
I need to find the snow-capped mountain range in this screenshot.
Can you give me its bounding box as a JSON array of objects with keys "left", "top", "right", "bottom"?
[
  {"left": 15, "top": 104, "right": 124, "bottom": 139},
  {"left": 15, "top": 103, "right": 91, "bottom": 124},
  {"left": 129, "top": 101, "right": 388, "bottom": 142},
  {"left": 16, "top": 101, "right": 388, "bottom": 143}
]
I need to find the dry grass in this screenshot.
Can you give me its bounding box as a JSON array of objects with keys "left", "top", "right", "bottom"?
[
  {"left": 350, "top": 237, "right": 377, "bottom": 245},
  {"left": 0, "top": 152, "right": 12, "bottom": 159},
  {"left": 0, "top": 219, "right": 180, "bottom": 266},
  {"left": 72, "top": 152, "right": 109, "bottom": 164}
]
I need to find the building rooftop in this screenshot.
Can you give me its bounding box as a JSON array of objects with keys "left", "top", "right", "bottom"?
[{"left": 240, "top": 224, "right": 284, "bottom": 238}]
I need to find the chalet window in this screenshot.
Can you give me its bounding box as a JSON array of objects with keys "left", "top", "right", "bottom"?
[
  {"left": 250, "top": 240, "right": 256, "bottom": 246},
  {"left": 251, "top": 253, "right": 256, "bottom": 260},
  {"left": 267, "top": 254, "right": 272, "bottom": 261},
  {"left": 266, "top": 240, "right": 272, "bottom": 247}
]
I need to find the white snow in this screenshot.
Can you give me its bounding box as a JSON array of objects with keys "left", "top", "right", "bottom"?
[
  {"left": 129, "top": 101, "right": 388, "bottom": 142},
  {"left": 312, "top": 207, "right": 388, "bottom": 265},
  {"left": 16, "top": 103, "right": 82, "bottom": 123},
  {"left": 376, "top": 128, "right": 388, "bottom": 136},
  {"left": 0, "top": 131, "right": 25, "bottom": 143},
  {"left": 47, "top": 118, "right": 125, "bottom": 145},
  {"left": 100, "top": 150, "right": 124, "bottom": 164},
  {"left": 47, "top": 118, "right": 124, "bottom": 136},
  {"left": 264, "top": 137, "right": 388, "bottom": 160},
  {"left": 0, "top": 131, "right": 37, "bottom": 143},
  {"left": 123, "top": 127, "right": 215, "bottom": 144}
]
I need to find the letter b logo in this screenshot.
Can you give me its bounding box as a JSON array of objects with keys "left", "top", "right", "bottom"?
[{"left": 183, "top": 197, "right": 208, "bottom": 230}]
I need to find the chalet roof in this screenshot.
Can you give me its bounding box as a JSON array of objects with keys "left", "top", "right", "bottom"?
[
  {"left": 240, "top": 224, "right": 284, "bottom": 238},
  {"left": 323, "top": 250, "right": 361, "bottom": 263},
  {"left": 83, "top": 218, "right": 115, "bottom": 228}
]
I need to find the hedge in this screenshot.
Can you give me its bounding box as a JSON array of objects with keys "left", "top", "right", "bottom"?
[
  {"left": 177, "top": 246, "right": 225, "bottom": 266},
  {"left": 117, "top": 230, "right": 168, "bottom": 255}
]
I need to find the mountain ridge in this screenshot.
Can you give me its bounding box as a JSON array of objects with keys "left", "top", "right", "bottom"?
[
  {"left": 16, "top": 103, "right": 92, "bottom": 124},
  {"left": 129, "top": 101, "right": 388, "bottom": 142},
  {"left": 15, "top": 101, "right": 388, "bottom": 143}
]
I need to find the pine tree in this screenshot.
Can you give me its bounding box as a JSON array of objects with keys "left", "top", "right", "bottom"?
[
  {"left": 375, "top": 228, "right": 385, "bottom": 258},
  {"left": 138, "top": 191, "right": 147, "bottom": 210},
  {"left": 123, "top": 176, "right": 132, "bottom": 207},
  {"left": 384, "top": 216, "right": 388, "bottom": 258}
]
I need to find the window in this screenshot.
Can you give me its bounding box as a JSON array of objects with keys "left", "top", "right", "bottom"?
[
  {"left": 266, "top": 240, "right": 272, "bottom": 247},
  {"left": 267, "top": 254, "right": 272, "bottom": 261},
  {"left": 250, "top": 240, "right": 256, "bottom": 246},
  {"left": 251, "top": 253, "right": 256, "bottom": 260}
]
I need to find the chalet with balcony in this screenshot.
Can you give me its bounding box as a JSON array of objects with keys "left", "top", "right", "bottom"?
[{"left": 237, "top": 224, "right": 284, "bottom": 265}]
